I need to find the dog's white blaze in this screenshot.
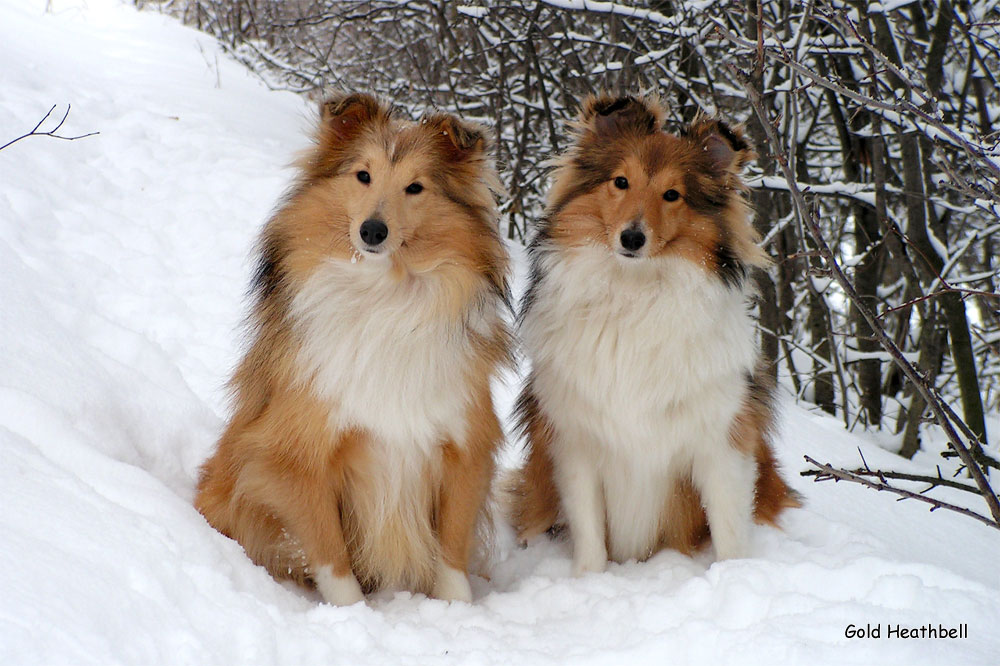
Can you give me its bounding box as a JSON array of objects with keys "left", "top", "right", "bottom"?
[
  {"left": 313, "top": 566, "right": 364, "bottom": 606},
  {"left": 523, "top": 246, "right": 758, "bottom": 563}
]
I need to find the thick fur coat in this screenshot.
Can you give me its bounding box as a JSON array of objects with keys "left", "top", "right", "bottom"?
[
  {"left": 508, "top": 95, "right": 799, "bottom": 573},
  {"left": 195, "top": 93, "right": 510, "bottom": 605}
]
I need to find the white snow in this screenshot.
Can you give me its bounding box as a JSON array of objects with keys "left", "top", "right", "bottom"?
[{"left": 2, "top": 1, "right": 999, "bottom": 664}]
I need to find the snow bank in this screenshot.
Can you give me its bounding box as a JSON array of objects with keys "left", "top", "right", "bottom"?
[{"left": 2, "top": 1, "right": 998, "bottom": 664}]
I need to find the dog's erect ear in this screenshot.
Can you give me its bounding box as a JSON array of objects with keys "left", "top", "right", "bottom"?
[
  {"left": 685, "top": 115, "right": 755, "bottom": 172},
  {"left": 319, "top": 92, "right": 391, "bottom": 142},
  {"left": 423, "top": 113, "right": 490, "bottom": 162},
  {"left": 578, "top": 94, "right": 665, "bottom": 138}
]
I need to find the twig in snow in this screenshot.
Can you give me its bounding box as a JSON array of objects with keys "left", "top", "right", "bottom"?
[
  {"left": 0, "top": 104, "right": 99, "bottom": 152},
  {"left": 801, "top": 452, "right": 984, "bottom": 496},
  {"left": 802, "top": 455, "right": 1000, "bottom": 530}
]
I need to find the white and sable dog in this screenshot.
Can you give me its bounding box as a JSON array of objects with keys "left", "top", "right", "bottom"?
[
  {"left": 507, "top": 95, "right": 799, "bottom": 574},
  {"left": 196, "top": 93, "right": 510, "bottom": 605}
]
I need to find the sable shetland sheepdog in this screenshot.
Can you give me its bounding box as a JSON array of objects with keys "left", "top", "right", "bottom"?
[
  {"left": 507, "top": 95, "right": 800, "bottom": 574},
  {"left": 195, "top": 93, "right": 510, "bottom": 605}
]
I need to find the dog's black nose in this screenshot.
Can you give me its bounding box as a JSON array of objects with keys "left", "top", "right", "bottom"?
[
  {"left": 620, "top": 228, "right": 646, "bottom": 252},
  {"left": 360, "top": 218, "right": 388, "bottom": 246}
]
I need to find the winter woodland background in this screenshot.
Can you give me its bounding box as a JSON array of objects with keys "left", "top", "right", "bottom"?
[
  {"left": 149, "top": 0, "right": 1000, "bottom": 525},
  {"left": 2, "top": 0, "right": 1000, "bottom": 663}
]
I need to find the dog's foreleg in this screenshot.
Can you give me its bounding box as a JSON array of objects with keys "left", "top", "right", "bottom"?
[
  {"left": 434, "top": 394, "right": 501, "bottom": 602},
  {"left": 691, "top": 443, "right": 756, "bottom": 561},
  {"left": 553, "top": 441, "right": 607, "bottom": 575},
  {"left": 238, "top": 447, "right": 364, "bottom": 606},
  {"left": 284, "top": 482, "right": 362, "bottom": 605}
]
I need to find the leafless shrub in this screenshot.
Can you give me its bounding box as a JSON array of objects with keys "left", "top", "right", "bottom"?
[{"left": 144, "top": 0, "right": 1000, "bottom": 525}]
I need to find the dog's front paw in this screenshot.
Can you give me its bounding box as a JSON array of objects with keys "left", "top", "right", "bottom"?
[
  {"left": 712, "top": 528, "right": 751, "bottom": 561},
  {"left": 432, "top": 562, "right": 473, "bottom": 603},
  {"left": 572, "top": 544, "right": 607, "bottom": 576},
  {"left": 714, "top": 542, "right": 750, "bottom": 561},
  {"left": 313, "top": 566, "right": 365, "bottom": 606}
]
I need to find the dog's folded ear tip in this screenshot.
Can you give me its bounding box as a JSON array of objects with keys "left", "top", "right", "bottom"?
[
  {"left": 577, "top": 93, "right": 666, "bottom": 138},
  {"left": 318, "top": 92, "right": 392, "bottom": 124},
  {"left": 685, "top": 114, "right": 755, "bottom": 171},
  {"left": 592, "top": 95, "right": 636, "bottom": 117},
  {"left": 424, "top": 112, "right": 491, "bottom": 158},
  {"left": 315, "top": 92, "right": 392, "bottom": 145}
]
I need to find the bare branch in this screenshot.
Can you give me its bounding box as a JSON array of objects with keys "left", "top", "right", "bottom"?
[
  {"left": 726, "top": 61, "right": 1000, "bottom": 524},
  {"left": 0, "top": 104, "right": 99, "bottom": 152},
  {"left": 802, "top": 455, "right": 1000, "bottom": 530}
]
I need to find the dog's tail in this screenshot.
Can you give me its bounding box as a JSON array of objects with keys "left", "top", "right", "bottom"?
[
  {"left": 740, "top": 365, "right": 804, "bottom": 524},
  {"left": 502, "top": 385, "right": 561, "bottom": 542},
  {"left": 753, "top": 435, "right": 804, "bottom": 523}
]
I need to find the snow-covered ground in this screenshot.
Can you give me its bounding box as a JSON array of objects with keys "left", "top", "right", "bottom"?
[{"left": 2, "top": 1, "right": 999, "bottom": 664}]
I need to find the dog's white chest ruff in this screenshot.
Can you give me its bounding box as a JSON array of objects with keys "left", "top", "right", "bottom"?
[
  {"left": 524, "top": 247, "right": 757, "bottom": 458},
  {"left": 290, "top": 260, "right": 491, "bottom": 452}
]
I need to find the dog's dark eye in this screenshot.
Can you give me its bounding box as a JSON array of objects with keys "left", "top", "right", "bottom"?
[
  {"left": 405, "top": 182, "right": 424, "bottom": 195},
  {"left": 663, "top": 189, "right": 680, "bottom": 202},
  {"left": 614, "top": 176, "right": 629, "bottom": 190},
  {"left": 357, "top": 171, "right": 371, "bottom": 184}
]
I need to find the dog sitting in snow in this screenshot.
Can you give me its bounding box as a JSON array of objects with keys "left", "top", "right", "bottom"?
[
  {"left": 507, "top": 95, "right": 799, "bottom": 574},
  {"left": 195, "top": 93, "right": 510, "bottom": 605}
]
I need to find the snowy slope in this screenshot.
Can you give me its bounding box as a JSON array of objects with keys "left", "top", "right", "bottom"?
[{"left": 2, "top": 1, "right": 999, "bottom": 664}]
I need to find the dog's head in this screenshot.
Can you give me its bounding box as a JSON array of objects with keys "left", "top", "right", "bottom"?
[
  {"left": 544, "top": 94, "right": 766, "bottom": 284},
  {"left": 291, "top": 93, "right": 503, "bottom": 282}
]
